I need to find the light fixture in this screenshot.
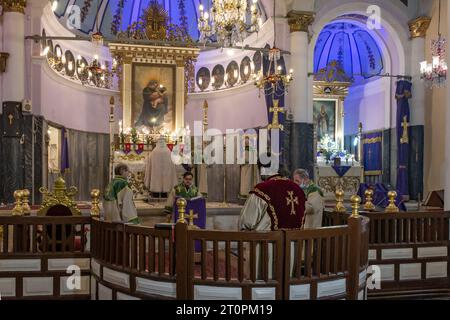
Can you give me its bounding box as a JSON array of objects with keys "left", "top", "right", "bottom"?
[
  {"left": 51, "top": 0, "right": 58, "bottom": 12},
  {"left": 253, "top": 1, "right": 294, "bottom": 97},
  {"left": 198, "top": 0, "right": 261, "bottom": 47},
  {"left": 420, "top": 0, "right": 447, "bottom": 87}
]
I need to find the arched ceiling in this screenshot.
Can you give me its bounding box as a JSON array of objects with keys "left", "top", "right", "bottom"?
[
  {"left": 314, "top": 18, "right": 384, "bottom": 80},
  {"left": 53, "top": 0, "right": 267, "bottom": 41}
]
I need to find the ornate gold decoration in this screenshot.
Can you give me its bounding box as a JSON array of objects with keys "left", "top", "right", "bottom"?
[
  {"left": 363, "top": 189, "right": 375, "bottom": 211},
  {"left": 318, "top": 176, "right": 360, "bottom": 194},
  {"left": 38, "top": 177, "right": 81, "bottom": 216},
  {"left": 128, "top": 171, "right": 145, "bottom": 197},
  {"left": 408, "top": 16, "right": 431, "bottom": 39},
  {"left": 362, "top": 137, "right": 382, "bottom": 144},
  {"left": 1, "top": 0, "right": 26, "bottom": 13},
  {"left": 0, "top": 52, "right": 9, "bottom": 73},
  {"left": 287, "top": 10, "right": 315, "bottom": 33},
  {"left": 186, "top": 210, "right": 199, "bottom": 229},
  {"left": 268, "top": 100, "right": 285, "bottom": 131},
  {"left": 385, "top": 191, "right": 399, "bottom": 213},
  {"left": 142, "top": 1, "right": 168, "bottom": 41},
  {"left": 176, "top": 198, "right": 187, "bottom": 224},
  {"left": 334, "top": 188, "right": 346, "bottom": 213},
  {"left": 12, "top": 190, "right": 24, "bottom": 216},
  {"left": 400, "top": 116, "right": 409, "bottom": 144},
  {"left": 313, "top": 61, "right": 352, "bottom": 102},
  {"left": 118, "top": 153, "right": 146, "bottom": 162},
  {"left": 21, "top": 189, "right": 31, "bottom": 215},
  {"left": 203, "top": 100, "right": 209, "bottom": 130},
  {"left": 90, "top": 189, "right": 101, "bottom": 217},
  {"left": 350, "top": 195, "right": 361, "bottom": 218},
  {"left": 286, "top": 191, "right": 299, "bottom": 216}
]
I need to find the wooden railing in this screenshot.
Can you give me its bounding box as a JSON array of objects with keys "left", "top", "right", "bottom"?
[
  {"left": 324, "top": 210, "right": 450, "bottom": 298},
  {"left": 0, "top": 215, "right": 91, "bottom": 299}
]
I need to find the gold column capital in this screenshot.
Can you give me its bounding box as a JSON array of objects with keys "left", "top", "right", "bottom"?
[
  {"left": 286, "top": 10, "right": 315, "bottom": 33},
  {"left": 1, "top": 0, "right": 27, "bottom": 14},
  {"left": 408, "top": 16, "right": 431, "bottom": 38}
]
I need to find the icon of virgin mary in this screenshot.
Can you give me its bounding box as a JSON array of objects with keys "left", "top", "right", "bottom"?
[{"left": 135, "top": 80, "right": 168, "bottom": 128}]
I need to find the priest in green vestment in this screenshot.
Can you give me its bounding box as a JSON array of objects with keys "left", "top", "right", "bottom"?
[
  {"left": 103, "top": 164, "right": 140, "bottom": 224},
  {"left": 164, "top": 172, "right": 202, "bottom": 220},
  {"left": 293, "top": 169, "right": 324, "bottom": 229}
]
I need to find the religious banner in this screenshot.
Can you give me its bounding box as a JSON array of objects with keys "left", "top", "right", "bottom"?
[
  {"left": 395, "top": 80, "right": 412, "bottom": 197},
  {"left": 173, "top": 197, "right": 206, "bottom": 252},
  {"left": 362, "top": 131, "right": 382, "bottom": 176}
]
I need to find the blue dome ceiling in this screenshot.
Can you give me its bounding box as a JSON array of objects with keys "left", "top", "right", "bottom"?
[
  {"left": 314, "top": 21, "right": 384, "bottom": 79},
  {"left": 53, "top": 0, "right": 267, "bottom": 41}
]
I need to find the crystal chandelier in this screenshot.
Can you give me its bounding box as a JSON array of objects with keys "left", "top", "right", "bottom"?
[
  {"left": 198, "top": 0, "right": 261, "bottom": 47},
  {"left": 420, "top": 0, "right": 447, "bottom": 87},
  {"left": 253, "top": 1, "right": 293, "bottom": 97}
]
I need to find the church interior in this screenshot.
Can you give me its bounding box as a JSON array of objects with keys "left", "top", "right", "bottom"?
[{"left": 1, "top": 0, "right": 450, "bottom": 301}]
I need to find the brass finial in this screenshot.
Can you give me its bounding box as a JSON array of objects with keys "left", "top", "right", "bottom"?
[
  {"left": 334, "top": 188, "right": 346, "bottom": 213},
  {"left": 12, "top": 190, "right": 24, "bottom": 216},
  {"left": 363, "top": 189, "right": 375, "bottom": 211},
  {"left": 176, "top": 198, "right": 187, "bottom": 224},
  {"left": 385, "top": 191, "right": 399, "bottom": 213},
  {"left": 186, "top": 209, "right": 199, "bottom": 229},
  {"left": 90, "top": 189, "right": 101, "bottom": 217},
  {"left": 350, "top": 195, "right": 361, "bottom": 218},
  {"left": 21, "top": 189, "right": 31, "bottom": 215}
]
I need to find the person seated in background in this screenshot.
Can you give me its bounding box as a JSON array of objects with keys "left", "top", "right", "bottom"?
[
  {"left": 103, "top": 163, "right": 140, "bottom": 224},
  {"left": 239, "top": 165, "right": 306, "bottom": 231},
  {"left": 164, "top": 172, "right": 202, "bottom": 222},
  {"left": 293, "top": 169, "right": 324, "bottom": 229}
]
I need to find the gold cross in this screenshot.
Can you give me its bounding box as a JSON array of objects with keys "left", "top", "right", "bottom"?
[
  {"left": 400, "top": 116, "right": 409, "bottom": 144},
  {"left": 268, "top": 100, "right": 285, "bottom": 130},
  {"left": 186, "top": 209, "right": 199, "bottom": 227},
  {"left": 8, "top": 114, "right": 13, "bottom": 125},
  {"left": 286, "top": 191, "right": 299, "bottom": 216}
]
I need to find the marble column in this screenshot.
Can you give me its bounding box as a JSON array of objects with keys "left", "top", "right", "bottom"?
[
  {"left": 286, "top": 11, "right": 315, "bottom": 176},
  {"left": 407, "top": 16, "right": 431, "bottom": 200},
  {"left": 0, "top": 1, "right": 27, "bottom": 204},
  {"left": 445, "top": 3, "right": 450, "bottom": 210}
]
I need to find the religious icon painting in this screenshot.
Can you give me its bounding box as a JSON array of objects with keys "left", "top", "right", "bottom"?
[
  {"left": 240, "top": 56, "right": 252, "bottom": 83},
  {"left": 132, "top": 63, "right": 176, "bottom": 132},
  {"left": 313, "top": 99, "right": 337, "bottom": 142},
  {"left": 196, "top": 67, "right": 211, "bottom": 91},
  {"left": 252, "top": 51, "right": 262, "bottom": 74},
  {"left": 211, "top": 64, "right": 225, "bottom": 90},
  {"left": 226, "top": 61, "right": 239, "bottom": 87}
]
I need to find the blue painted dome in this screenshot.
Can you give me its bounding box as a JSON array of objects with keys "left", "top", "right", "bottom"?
[
  {"left": 53, "top": 0, "right": 267, "bottom": 41},
  {"left": 314, "top": 21, "right": 384, "bottom": 79}
]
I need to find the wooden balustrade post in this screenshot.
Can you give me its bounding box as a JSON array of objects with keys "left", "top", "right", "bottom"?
[
  {"left": 175, "top": 198, "right": 189, "bottom": 299},
  {"left": 347, "top": 195, "right": 362, "bottom": 300}
]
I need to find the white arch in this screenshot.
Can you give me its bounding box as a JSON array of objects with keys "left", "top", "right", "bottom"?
[{"left": 307, "top": 0, "right": 410, "bottom": 129}]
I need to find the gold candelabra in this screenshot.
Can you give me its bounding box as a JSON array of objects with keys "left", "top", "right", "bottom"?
[{"left": 176, "top": 198, "right": 187, "bottom": 224}]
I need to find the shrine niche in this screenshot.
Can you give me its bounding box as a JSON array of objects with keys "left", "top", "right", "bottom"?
[
  {"left": 109, "top": 1, "right": 199, "bottom": 198},
  {"left": 313, "top": 61, "right": 363, "bottom": 200}
]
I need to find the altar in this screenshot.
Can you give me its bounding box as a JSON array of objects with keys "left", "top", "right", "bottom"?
[{"left": 314, "top": 163, "right": 363, "bottom": 200}]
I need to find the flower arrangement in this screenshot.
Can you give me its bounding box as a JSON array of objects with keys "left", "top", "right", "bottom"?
[{"left": 318, "top": 135, "right": 338, "bottom": 161}]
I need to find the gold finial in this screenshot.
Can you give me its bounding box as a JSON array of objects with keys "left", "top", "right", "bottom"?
[
  {"left": 363, "top": 189, "right": 375, "bottom": 211},
  {"left": 186, "top": 209, "right": 199, "bottom": 229},
  {"left": 334, "top": 188, "right": 346, "bottom": 213},
  {"left": 12, "top": 190, "right": 24, "bottom": 216},
  {"left": 176, "top": 198, "right": 187, "bottom": 224},
  {"left": 350, "top": 195, "right": 361, "bottom": 218},
  {"left": 90, "top": 189, "right": 101, "bottom": 217},
  {"left": 385, "top": 191, "right": 399, "bottom": 213},
  {"left": 21, "top": 189, "right": 31, "bottom": 215},
  {"left": 38, "top": 177, "right": 80, "bottom": 216}
]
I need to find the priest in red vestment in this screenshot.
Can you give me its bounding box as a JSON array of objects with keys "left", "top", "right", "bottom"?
[{"left": 239, "top": 167, "right": 306, "bottom": 231}]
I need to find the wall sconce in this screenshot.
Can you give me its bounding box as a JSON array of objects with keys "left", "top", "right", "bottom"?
[{"left": 0, "top": 52, "right": 10, "bottom": 73}]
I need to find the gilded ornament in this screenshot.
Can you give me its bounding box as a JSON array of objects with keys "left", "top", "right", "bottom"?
[
  {"left": 385, "top": 191, "right": 399, "bottom": 213},
  {"left": 21, "top": 189, "right": 31, "bottom": 215},
  {"left": 350, "top": 195, "right": 361, "bottom": 218},
  {"left": 334, "top": 188, "right": 346, "bottom": 213},
  {"left": 12, "top": 189, "right": 24, "bottom": 216},
  {"left": 363, "top": 189, "right": 375, "bottom": 211},
  {"left": 90, "top": 189, "right": 101, "bottom": 217},
  {"left": 287, "top": 11, "right": 315, "bottom": 33},
  {"left": 408, "top": 16, "right": 431, "bottom": 38},
  {"left": 38, "top": 176, "right": 81, "bottom": 216},
  {"left": 1, "top": 0, "right": 26, "bottom": 14}
]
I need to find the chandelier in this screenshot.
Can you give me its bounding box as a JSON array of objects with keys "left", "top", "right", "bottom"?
[
  {"left": 253, "top": 1, "right": 293, "bottom": 97},
  {"left": 198, "top": 0, "right": 261, "bottom": 47},
  {"left": 420, "top": 0, "right": 447, "bottom": 87}
]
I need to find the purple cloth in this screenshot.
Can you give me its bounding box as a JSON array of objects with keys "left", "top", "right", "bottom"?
[
  {"left": 173, "top": 197, "right": 206, "bottom": 252},
  {"left": 332, "top": 165, "right": 352, "bottom": 177}
]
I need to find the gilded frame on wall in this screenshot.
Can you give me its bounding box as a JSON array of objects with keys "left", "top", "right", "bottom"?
[{"left": 131, "top": 63, "right": 176, "bottom": 132}]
